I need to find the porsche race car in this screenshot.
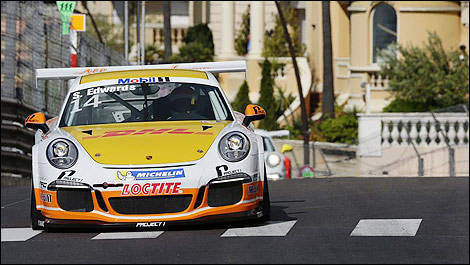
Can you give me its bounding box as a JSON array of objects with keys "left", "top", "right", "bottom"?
[{"left": 25, "top": 61, "right": 270, "bottom": 230}]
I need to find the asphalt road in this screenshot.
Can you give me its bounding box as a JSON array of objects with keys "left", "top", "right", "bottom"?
[{"left": 1, "top": 177, "right": 469, "bottom": 264}]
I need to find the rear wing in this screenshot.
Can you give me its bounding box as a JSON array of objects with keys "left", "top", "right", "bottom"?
[
  {"left": 255, "top": 129, "right": 290, "bottom": 138},
  {"left": 35, "top": 60, "right": 247, "bottom": 80}
]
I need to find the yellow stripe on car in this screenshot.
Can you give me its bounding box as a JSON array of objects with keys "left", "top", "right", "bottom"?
[{"left": 80, "top": 69, "right": 208, "bottom": 84}]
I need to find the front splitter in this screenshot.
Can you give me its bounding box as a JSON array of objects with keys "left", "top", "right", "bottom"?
[{"left": 39, "top": 208, "right": 264, "bottom": 230}]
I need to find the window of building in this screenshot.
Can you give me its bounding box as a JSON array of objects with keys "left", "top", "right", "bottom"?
[{"left": 372, "top": 3, "right": 397, "bottom": 63}]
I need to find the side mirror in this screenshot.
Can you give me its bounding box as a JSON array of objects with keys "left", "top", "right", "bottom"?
[
  {"left": 25, "top": 112, "right": 49, "bottom": 133},
  {"left": 281, "top": 144, "right": 293, "bottom": 153},
  {"left": 242, "top": 104, "right": 266, "bottom": 127}
]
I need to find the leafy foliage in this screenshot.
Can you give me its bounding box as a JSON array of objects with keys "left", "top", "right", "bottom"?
[
  {"left": 257, "top": 59, "right": 279, "bottom": 130},
  {"left": 169, "top": 23, "right": 215, "bottom": 63},
  {"left": 312, "top": 105, "right": 358, "bottom": 144},
  {"left": 235, "top": 6, "right": 250, "bottom": 56},
  {"left": 183, "top": 23, "right": 215, "bottom": 55},
  {"left": 284, "top": 116, "right": 305, "bottom": 140},
  {"left": 232, "top": 80, "right": 251, "bottom": 113},
  {"left": 169, "top": 42, "right": 213, "bottom": 63},
  {"left": 86, "top": 16, "right": 123, "bottom": 53},
  {"left": 382, "top": 99, "right": 433, "bottom": 112},
  {"left": 275, "top": 86, "right": 295, "bottom": 120},
  {"left": 379, "top": 32, "right": 469, "bottom": 112},
  {"left": 263, "top": 6, "right": 306, "bottom": 57},
  {"left": 145, "top": 45, "right": 164, "bottom": 64}
]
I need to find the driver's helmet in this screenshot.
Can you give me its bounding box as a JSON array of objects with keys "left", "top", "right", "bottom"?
[{"left": 169, "top": 86, "right": 197, "bottom": 113}]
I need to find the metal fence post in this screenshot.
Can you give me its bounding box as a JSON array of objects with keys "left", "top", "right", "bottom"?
[
  {"left": 418, "top": 157, "right": 424, "bottom": 177},
  {"left": 312, "top": 142, "right": 316, "bottom": 169},
  {"left": 318, "top": 148, "right": 332, "bottom": 176},
  {"left": 449, "top": 148, "right": 455, "bottom": 177}
]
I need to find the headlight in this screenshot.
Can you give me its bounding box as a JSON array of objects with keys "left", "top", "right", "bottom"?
[
  {"left": 47, "top": 138, "right": 78, "bottom": 169},
  {"left": 218, "top": 132, "right": 250, "bottom": 162},
  {"left": 267, "top": 153, "right": 281, "bottom": 167},
  {"left": 53, "top": 141, "right": 68, "bottom": 157}
]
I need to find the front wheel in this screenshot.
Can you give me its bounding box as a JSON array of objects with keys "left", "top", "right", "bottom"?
[
  {"left": 30, "top": 180, "right": 43, "bottom": 230},
  {"left": 261, "top": 166, "right": 271, "bottom": 221}
]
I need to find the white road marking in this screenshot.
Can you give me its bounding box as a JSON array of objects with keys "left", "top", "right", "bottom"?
[
  {"left": 221, "top": 220, "right": 297, "bottom": 237},
  {"left": 92, "top": 231, "right": 164, "bottom": 240},
  {"left": 1, "top": 228, "right": 43, "bottom": 242},
  {"left": 1, "top": 199, "right": 29, "bottom": 209},
  {"left": 350, "top": 219, "right": 422, "bottom": 237}
]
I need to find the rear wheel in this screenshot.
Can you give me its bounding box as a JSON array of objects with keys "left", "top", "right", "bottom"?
[
  {"left": 261, "top": 166, "right": 271, "bottom": 221},
  {"left": 30, "top": 180, "right": 43, "bottom": 230}
]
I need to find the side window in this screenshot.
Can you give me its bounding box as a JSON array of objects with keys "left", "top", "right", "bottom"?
[
  {"left": 208, "top": 90, "right": 228, "bottom": 120},
  {"left": 372, "top": 3, "right": 397, "bottom": 63}
]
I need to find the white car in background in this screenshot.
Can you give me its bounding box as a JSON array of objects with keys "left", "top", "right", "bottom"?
[{"left": 255, "top": 129, "right": 290, "bottom": 181}]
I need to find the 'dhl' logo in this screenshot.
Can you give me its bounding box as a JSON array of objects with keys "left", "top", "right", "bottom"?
[{"left": 216, "top": 165, "right": 228, "bottom": 177}]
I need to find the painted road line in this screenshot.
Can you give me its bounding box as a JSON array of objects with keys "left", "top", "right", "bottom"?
[
  {"left": 350, "top": 219, "right": 422, "bottom": 237},
  {"left": 221, "top": 220, "right": 297, "bottom": 237},
  {"left": 1, "top": 199, "right": 29, "bottom": 209},
  {"left": 92, "top": 231, "right": 164, "bottom": 240},
  {"left": 1, "top": 228, "right": 43, "bottom": 242}
]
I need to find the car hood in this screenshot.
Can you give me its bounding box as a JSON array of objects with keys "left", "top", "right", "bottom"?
[{"left": 61, "top": 121, "right": 230, "bottom": 165}]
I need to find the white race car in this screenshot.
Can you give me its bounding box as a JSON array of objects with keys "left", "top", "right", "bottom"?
[
  {"left": 255, "top": 129, "right": 290, "bottom": 180},
  {"left": 25, "top": 61, "right": 270, "bottom": 230}
]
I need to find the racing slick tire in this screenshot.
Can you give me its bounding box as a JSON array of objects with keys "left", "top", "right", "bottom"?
[
  {"left": 30, "top": 180, "right": 43, "bottom": 230},
  {"left": 261, "top": 166, "right": 271, "bottom": 221}
]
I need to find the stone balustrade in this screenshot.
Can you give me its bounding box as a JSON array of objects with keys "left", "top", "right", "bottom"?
[
  {"left": 381, "top": 114, "right": 469, "bottom": 147},
  {"left": 153, "top": 27, "right": 187, "bottom": 49},
  {"left": 367, "top": 73, "right": 389, "bottom": 91},
  {"left": 358, "top": 113, "right": 469, "bottom": 156},
  {"left": 358, "top": 112, "right": 469, "bottom": 177}
]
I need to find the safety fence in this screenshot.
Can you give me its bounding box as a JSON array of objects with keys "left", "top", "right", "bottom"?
[
  {"left": 272, "top": 140, "right": 359, "bottom": 178},
  {"left": 272, "top": 105, "right": 469, "bottom": 178},
  {"left": 1, "top": 1, "right": 127, "bottom": 180}
]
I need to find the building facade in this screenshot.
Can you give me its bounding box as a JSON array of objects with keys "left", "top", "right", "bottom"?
[{"left": 76, "top": 1, "right": 469, "bottom": 124}]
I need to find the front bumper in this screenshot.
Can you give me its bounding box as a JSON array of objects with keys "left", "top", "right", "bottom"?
[
  {"left": 34, "top": 179, "right": 264, "bottom": 228},
  {"left": 265, "top": 165, "right": 286, "bottom": 180}
]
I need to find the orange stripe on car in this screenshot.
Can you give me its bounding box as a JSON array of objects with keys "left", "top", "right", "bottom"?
[{"left": 34, "top": 181, "right": 263, "bottom": 223}]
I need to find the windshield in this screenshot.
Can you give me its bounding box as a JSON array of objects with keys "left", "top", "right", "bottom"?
[
  {"left": 262, "top": 136, "right": 276, "bottom": 152},
  {"left": 59, "top": 82, "right": 232, "bottom": 127}
]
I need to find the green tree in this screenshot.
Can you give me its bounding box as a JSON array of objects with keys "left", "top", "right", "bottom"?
[
  {"left": 258, "top": 59, "right": 278, "bottom": 130},
  {"left": 86, "top": 16, "right": 123, "bottom": 53},
  {"left": 275, "top": 86, "right": 295, "bottom": 124},
  {"left": 145, "top": 45, "right": 164, "bottom": 64},
  {"left": 183, "top": 23, "right": 214, "bottom": 55},
  {"left": 235, "top": 6, "right": 250, "bottom": 56},
  {"left": 263, "top": 5, "right": 306, "bottom": 57},
  {"left": 274, "top": 1, "right": 309, "bottom": 165},
  {"left": 379, "top": 32, "right": 469, "bottom": 112},
  {"left": 169, "top": 23, "right": 215, "bottom": 63},
  {"left": 232, "top": 80, "right": 251, "bottom": 113},
  {"left": 169, "top": 42, "right": 213, "bottom": 63},
  {"left": 313, "top": 105, "right": 358, "bottom": 144}
]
